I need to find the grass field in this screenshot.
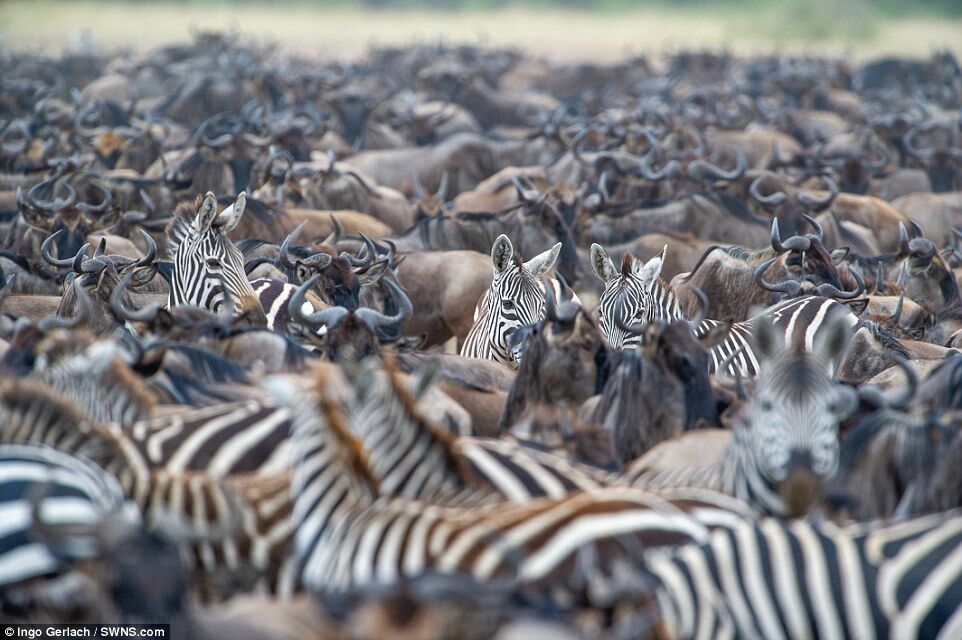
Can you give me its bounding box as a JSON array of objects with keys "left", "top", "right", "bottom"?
[{"left": 2, "top": 1, "right": 962, "bottom": 61}]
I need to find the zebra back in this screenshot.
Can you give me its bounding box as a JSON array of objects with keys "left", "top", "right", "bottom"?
[{"left": 0, "top": 445, "right": 130, "bottom": 588}]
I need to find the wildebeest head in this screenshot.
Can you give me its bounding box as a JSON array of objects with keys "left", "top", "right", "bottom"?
[
  {"left": 290, "top": 273, "right": 413, "bottom": 361},
  {"left": 893, "top": 221, "right": 960, "bottom": 315}
]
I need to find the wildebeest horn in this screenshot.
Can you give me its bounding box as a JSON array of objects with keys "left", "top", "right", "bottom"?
[
  {"left": 892, "top": 293, "right": 905, "bottom": 325},
  {"left": 41, "top": 230, "right": 85, "bottom": 268},
  {"left": 110, "top": 271, "right": 162, "bottom": 323},
  {"left": 796, "top": 175, "right": 838, "bottom": 211},
  {"left": 815, "top": 268, "right": 865, "bottom": 300},
  {"left": 76, "top": 181, "right": 113, "bottom": 215},
  {"left": 322, "top": 215, "right": 342, "bottom": 245},
  {"left": 802, "top": 214, "right": 824, "bottom": 242},
  {"left": 28, "top": 178, "right": 77, "bottom": 212},
  {"left": 904, "top": 124, "right": 934, "bottom": 159},
  {"left": 279, "top": 220, "right": 309, "bottom": 270},
  {"left": 686, "top": 149, "right": 747, "bottom": 182},
  {"left": 290, "top": 274, "right": 349, "bottom": 328},
  {"left": 755, "top": 257, "right": 803, "bottom": 295},
  {"left": 340, "top": 233, "right": 376, "bottom": 268},
  {"left": 770, "top": 218, "right": 811, "bottom": 253},
  {"left": 864, "top": 133, "right": 891, "bottom": 171},
  {"left": 750, "top": 175, "right": 788, "bottom": 206},
  {"left": 38, "top": 278, "right": 92, "bottom": 332},
  {"left": 355, "top": 279, "right": 413, "bottom": 331},
  {"left": 898, "top": 221, "right": 910, "bottom": 255},
  {"left": 638, "top": 149, "right": 681, "bottom": 181},
  {"left": 132, "top": 229, "right": 157, "bottom": 269}
]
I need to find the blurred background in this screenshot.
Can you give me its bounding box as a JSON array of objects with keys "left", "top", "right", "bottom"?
[{"left": 2, "top": 0, "right": 961, "bottom": 60}]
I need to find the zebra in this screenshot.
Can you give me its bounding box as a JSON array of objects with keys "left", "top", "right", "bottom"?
[
  {"left": 461, "top": 234, "right": 576, "bottom": 367},
  {"left": 344, "top": 354, "right": 612, "bottom": 503},
  {"left": 620, "top": 312, "right": 860, "bottom": 517},
  {"left": 633, "top": 509, "right": 962, "bottom": 640},
  {"left": 589, "top": 242, "right": 859, "bottom": 376},
  {"left": 166, "top": 191, "right": 325, "bottom": 332},
  {"left": 0, "top": 444, "right": 132, "bottom": 589},
  {"left": 271, "top": 366, "right": 757, "bottom": 596},
  {"left": 0, "top": 379, "right": 296, "bottom": 599}
]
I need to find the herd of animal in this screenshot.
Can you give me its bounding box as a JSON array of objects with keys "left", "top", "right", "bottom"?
[{"left": 4, "top": 31, "right": 962, "bottom": 639}]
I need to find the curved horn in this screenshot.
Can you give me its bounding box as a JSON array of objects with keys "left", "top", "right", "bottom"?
[
  {"left": 686, "top": 149, "right": 747, "bottom": 182},
  {"left": 355, "top": 279, "right": 413, "bottom": 332},
  {"left": 749, "top": 175, "right": 788, "bottom": 207},
  {"left": 131, "top": 229, "right": 157, "bottom": 269},
  {"left": 76, "top": 181, "right": 113, "bottom": 215},
  {"left": 110, "top": 272, "right": 162, "bottom": 323},
  {"left": 41, "top": 230, "right": 84, "bottom": 268},
  {"left": 754, "top": 257, "right": 803, "bottom": 296},
  {"left": 290, "top": 274, "right": 349, "bottom": 328},
  {"left": 796, "top": 175, "right": 838, "bottom": 212},
  {"left": 892, "top": 293, "right": 904, "bottom": 325},
  {"left": 803, "top": 213, "right": 824, "bottom": 242},
  {"left": 279, "top": 220, "right": 309, "bottom": 270},
  {"left": 815, "top": 268, "right": 865, "bottom": 300},
  {"left": 898, "top": 221, "right": 910, "bottom": 256},
  {"left": 340, "top": 233, "right": 376, "bottom": 268}
]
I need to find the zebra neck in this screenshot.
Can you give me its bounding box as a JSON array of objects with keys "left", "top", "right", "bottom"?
[
  {"left": 350, "top": 367, "right": 473, "bottom": 501},
  {"left": 650, "top": 281, "right": 686, "bottom": 323}
]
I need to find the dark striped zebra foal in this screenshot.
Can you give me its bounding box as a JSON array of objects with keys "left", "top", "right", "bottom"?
[
  {"left": 636, "top": 510, "right": 962, "bottom": 639},
  {"left": 589, "top": 243, "right": 859, "bottom": 375},
  {"left": 461, "top": 234, "right": 575, "bottom": 367},
  {"left": 621, "top": 313, "right": 861, "bottom": 517}
]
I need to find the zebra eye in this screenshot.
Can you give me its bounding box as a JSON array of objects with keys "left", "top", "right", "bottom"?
[
  {"left": 205, "top": 257, "right": 221, "bottom": 269},
  {"left": 761, "top": 400, "right": 773, "bottom": 412},
  {"left": 502, "top": 300, "right": 515, "bottom": 310}
]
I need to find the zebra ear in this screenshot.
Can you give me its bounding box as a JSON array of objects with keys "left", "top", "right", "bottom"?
[
  {"left": 635, "top": 245, "right": 667, "bottom": 289},
  {"left": 216, "top": 192, "right": 247, "bottom": 232},
  {"left": 752, "top": 313, "right": 782, "bottom": 361},
  {"left": 524, "top": 242, "right": 561, "bottom": 278},
  {"left": 196, "top": 192, "right": 218, "bottom": 232},
  {"left": 491, "top": 234, "right": 514, "bottom": 274},
  {"left": 814, "top": 312, "right": 853, "bottom": 365},
  {"left": 589, "top": 243, "right": 617, "bottom": 283}
]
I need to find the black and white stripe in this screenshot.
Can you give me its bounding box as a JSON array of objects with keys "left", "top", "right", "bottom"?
[
  {"left": 591, "top": 244, "right": 857, "bottom": 376},
  {"left": 461, "top": 234, "right": 573, "bottom": 367},
  {"left": 0, "top": 445, "right": 130, "bottom": 587},
  {"left": 643, "top": 510, "right": 962, "bottom": 639}
]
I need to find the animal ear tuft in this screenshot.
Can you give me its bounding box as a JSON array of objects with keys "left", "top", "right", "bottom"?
[
  {"left": 524, "top": 242, "right": 561, "bottom": 278},
  {"left": 589, "top": 243, "right": 617, "bottom": 283},
  {"left": 635, "top": 245, "right": 667, "bottom": 288},
  {"left": 197, "top": 192, "right": 218, "bottom": 231},
  {"left": 216, "top": 192, "right": 247, "bottom": 232},
  {"left": 491, "top": 234, "right": 514, "bottom": 274}
]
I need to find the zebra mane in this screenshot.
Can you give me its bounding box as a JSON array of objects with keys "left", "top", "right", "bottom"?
[
  {"left": 381, "top": 355, "right": 471, "bottom": 477},
  {"left": 0, "top": 378, "right": 126, "bottom": 471},
  {"left": 313, "top": 367, "right": 381, "bottom": 498},
  {"left": 157, "top": 342, "right": 250, "bottom": 384},
  {"left": 166, "top": 195, "right": 204, "bottom": 258}
]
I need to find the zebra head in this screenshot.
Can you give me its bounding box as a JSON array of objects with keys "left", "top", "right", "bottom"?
[
  {"left": 590, "top": 242, "right": 677, "bottom": 349},
  {"left": 462, "top": 234, "right": 561, "bottom": 366},
  {"left": 166, "top": 191, "right": 266, "bottom": 325},
  {"left": 739, "top": 312, "right": 858, "bottom": 516}
]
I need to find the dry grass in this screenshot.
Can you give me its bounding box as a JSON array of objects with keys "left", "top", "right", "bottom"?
[{"left": 1, "top": 1, "right": 961, "bottom": 62}]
